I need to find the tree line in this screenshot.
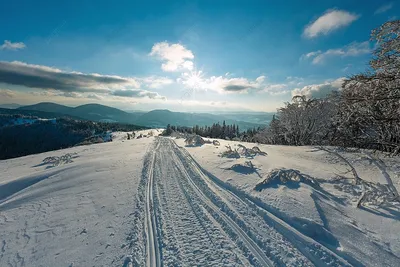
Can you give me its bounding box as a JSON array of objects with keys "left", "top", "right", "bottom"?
[
  {"left": 0, "top": 116, "right": 147, "bottom": 160},
  {"left": 163, "top": 121, "right": 265, "bottom": 141}
]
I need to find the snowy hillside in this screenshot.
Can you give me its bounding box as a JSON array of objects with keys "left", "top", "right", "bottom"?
[{"left": 1, "top": 133, "right": 399, "bottom": 266}]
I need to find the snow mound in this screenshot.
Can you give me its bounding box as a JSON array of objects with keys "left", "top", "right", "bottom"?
[{"left": 255, "top": 168, "right": 320, "bottom": 191}]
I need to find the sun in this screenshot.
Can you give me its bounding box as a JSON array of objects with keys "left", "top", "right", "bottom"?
[{"left": 184, "top": 70, "right": 204, "bottom": 90}]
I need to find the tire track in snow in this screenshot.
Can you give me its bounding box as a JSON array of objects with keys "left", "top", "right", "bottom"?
[
  {"left": 144, "top": 143, "right": 161, "bottom": 267},
  {"left": 171, "top": 139, "right": 353, "bottom": 267},
  {"left": 162, "top": 138, "right": 274, "bottom": 267},
  {"left": 153, "top": 138, "right": 249, "bottom": 266}
]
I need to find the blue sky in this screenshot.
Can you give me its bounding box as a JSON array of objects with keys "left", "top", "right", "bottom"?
[{"left": 0, "top": 0, "right": 397, "bottom": 112}]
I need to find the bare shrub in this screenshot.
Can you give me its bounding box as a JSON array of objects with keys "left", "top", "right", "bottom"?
[
  {"left": 213, "top": 140, "right": 220, "bottom": 146},
  {"left": 220, "top": 145, "right": 240, "bottom": 159},
  {"left": 255, "top": 168, "right": 320, "bottom": 191},
  {"left": 42, "top": 153, "right": 78, "bottom": 167}
]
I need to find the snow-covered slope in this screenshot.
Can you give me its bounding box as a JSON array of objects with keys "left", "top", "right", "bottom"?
[
  {"left": 0, "top": 136, "right": 153, "bottom": 266},
  {"left": 174, "top": 137, "right": 400, "bottom": 267},
  {"left": 1, "top": 134, "right": 399, "bottom": 266}
]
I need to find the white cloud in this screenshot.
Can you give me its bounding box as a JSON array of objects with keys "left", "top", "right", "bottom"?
[
  {"left": 303, "top": 9, "right": 359, "bottom": 38},
  {"left": 291, "top": 77, "right": 345, "bottom": 98},
  {"left": 0, "top": 40, "right": 26, "bottom": 51},
  {"left": 256, "top": 75, "right": 266, "bottom": 83},
  {"left": 301, "top": 51, "right": 322, "bottom": 61},
  {"left": 374, "top": 3, "right": 393, "bottom": 14},
  {"left": 149, "top": 42, "right": 194, "bottom": 72},
  {"left": 63, "top": 92, "right": 82, "bottom": 98},
  {"left": 286, "top": 76, "right": 305, "bottom": 86},
  {"left": 269, "top": 90, "right": 291, "bottom": 96},
  {"left": 138, "top": 76, "right": 173, "bottom": 89},
  {"left": 87, "top": 93, "right": 104, "bottom": 100},
  {"left": 181, "top": 61, "right": 194, "bottom": 71},
  {"left": 302, "top": 41, "right": 371, "bottom": 64},
  {"left": 192, "top": 75, "right": 265, "bottom": 94},
  {"left": 112, "top": 89, "right": 166, "bottom": 100},
  {"left": 178, "top": 71, "right": 292, "bottom": 96},
  {"left": 261, "top": 83, "right": 288, "bottom": 93},
  {"left": 0, "top": 89, "right": 16, "bottom": 98}
]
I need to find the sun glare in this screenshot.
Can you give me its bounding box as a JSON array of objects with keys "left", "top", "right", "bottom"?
[{"left": 184, "top": 70, "right": 204, "bottom": 89}]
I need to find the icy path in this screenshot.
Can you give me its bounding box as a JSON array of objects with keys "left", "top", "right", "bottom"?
[{"left": 131, "top": 138, "right": 352, "bottom": 266}]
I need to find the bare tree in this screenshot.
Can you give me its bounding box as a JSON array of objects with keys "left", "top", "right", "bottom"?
[
  {"left": 337, "top": 20, "right": 400, "bottom": 154},
  {"left": 262, "top": 95, "right": 337, "bottom": 146}
]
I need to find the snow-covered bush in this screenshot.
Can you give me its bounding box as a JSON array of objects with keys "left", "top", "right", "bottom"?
[
  {"left": 220, "top": 145, "right": 240, "bottom": 158},
  {"left": 254, "top": 168, "right": 320, "bottom": 191},
  {"left": 184, "top": 135, "right": 205, "bottom": 147}
]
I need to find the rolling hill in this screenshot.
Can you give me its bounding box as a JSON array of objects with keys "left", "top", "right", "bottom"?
[
  {"left": 17, "top": 102, "right": 269, "bottom": 130},
  {"left": 18, "top": 102, "right": 140, "bottom": 124},
  {"left": 0, "top": 103, "right": 23, "bottom": 109}
]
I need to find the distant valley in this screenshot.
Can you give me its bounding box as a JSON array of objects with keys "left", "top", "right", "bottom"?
[{"left": 13, "top": 102, "right": 273, "bottom": 130}]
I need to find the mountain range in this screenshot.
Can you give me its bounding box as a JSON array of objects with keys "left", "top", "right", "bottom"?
[{"left": 12, "top": 102, "right": 272, "bottom": 130}]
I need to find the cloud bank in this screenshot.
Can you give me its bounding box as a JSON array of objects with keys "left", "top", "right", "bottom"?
[
  {"left": 291, "top": 78, "right": 345, "bottom": 98},
  {"left": 302, "top": 41, "right": 371, "bottom": 64},
  {"left": 0, "top": 61, "right": 167, "bottom": 101}
]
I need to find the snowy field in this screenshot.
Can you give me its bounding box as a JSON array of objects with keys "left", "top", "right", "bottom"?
[
  {"left": 174, "top": 137, "right": 400, "bottom": 267},
  {"left": 1, "top": 132, "right": 399, "bottom": 266}
]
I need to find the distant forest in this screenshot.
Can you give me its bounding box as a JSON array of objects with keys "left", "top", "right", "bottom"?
[
  {"left": 162, "top": 121, "right": 260, "bottom": 142},
  {"left": 0, "top": 115, "right": 146, "bottom": 160}
]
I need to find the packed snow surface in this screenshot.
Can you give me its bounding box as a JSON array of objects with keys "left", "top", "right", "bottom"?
[{"left": 1, "top": 132, "right": 399, "bottom": 266}]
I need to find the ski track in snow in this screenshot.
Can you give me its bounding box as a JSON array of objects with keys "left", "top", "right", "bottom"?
[
  {"left": 144, "top": 142, "right": 162, "bottom": 267},
  {"left": 134, "top": 137, "right": 353, "bottom": 266},
  {"left": 172, "top": 140, "right": 353, "bottom": 266}
]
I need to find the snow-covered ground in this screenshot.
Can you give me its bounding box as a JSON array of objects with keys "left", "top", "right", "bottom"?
[
  {"left": 174, "top": 137, "right": 400, "bottom": 267},
  {"left": 1, "top": 132, "right": 399, "bottom": 266}
]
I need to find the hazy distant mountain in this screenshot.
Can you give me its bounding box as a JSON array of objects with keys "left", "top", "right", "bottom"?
[
  {"left": 212, "top": 112, "right": 274, "bottom": 125},
  {"left": 17, "top": 102, "right": 267, "bottom": 130},
  {"left": 19, "top": 102, "right": 73, "bottom": 114},
  {"left": 134, "top": 109, "right": 266, "bottom": 130},
  {"left": 0, "top": 103, "right": 23, "bottom": 109},
  {"left": 18, "top": 102, "right": 140, "bottom": 124},
  {"left": 69, "top": 104, "right": 142, "bottom": 123}
]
